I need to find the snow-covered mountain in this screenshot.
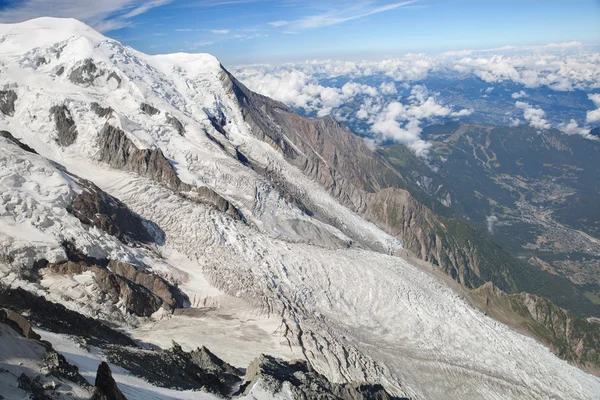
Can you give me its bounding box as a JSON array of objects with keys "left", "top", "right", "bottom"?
[{"left": 0, "top": 17, "right": 599, "bottom": 399}]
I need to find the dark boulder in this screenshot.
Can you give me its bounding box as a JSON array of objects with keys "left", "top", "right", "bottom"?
[{"left": 104, "top": 342, "right": 242, "bottom": 395}]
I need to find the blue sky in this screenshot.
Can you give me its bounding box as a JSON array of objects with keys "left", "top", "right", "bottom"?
[{"left": 1, "top": 0, "right": 599, "bottom": 65}]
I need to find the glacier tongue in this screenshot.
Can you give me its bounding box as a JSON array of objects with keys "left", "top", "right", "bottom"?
[{"left": 0, "top": 17, "right": 599, "bottom": 400}]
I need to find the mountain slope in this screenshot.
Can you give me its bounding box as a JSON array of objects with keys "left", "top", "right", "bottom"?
[
  {"left": 0, "top": 17, "right": 599, "bottom": 399},
  {"left": 223, "top": 72, "right": 599, "bottom": 317}
]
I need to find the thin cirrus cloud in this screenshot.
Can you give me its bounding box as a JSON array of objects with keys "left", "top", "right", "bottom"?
[
  {"left": 268, "top": 0, "right": 417, "bottom": 30},
  {"left": 0, "top": 0, "right": 173, "bottom": 32}
]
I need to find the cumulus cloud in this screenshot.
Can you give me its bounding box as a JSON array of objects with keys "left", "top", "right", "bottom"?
[
  {"left": 233, "top": 67, "right": 380, "bottom": 116},
  {"left": 511, "top": 90, "right": 528, "bottom": 99},
  {"left": 370, "top": 85, "right": 471, "bottom": 156},
  {"left": 515, "top": 101, "right": 551, "bottom": 130},
  {"left": 0, "top": 0, "right": 172, "bottom": 32},
  {"left": 380, "top": 82, "right": 397, "bottom": 94},
  {"left": 587, "top": 93, "right": 600, "bottom": 124}
]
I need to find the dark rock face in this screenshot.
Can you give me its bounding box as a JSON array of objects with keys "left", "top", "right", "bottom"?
[
  {"left": 49, "top": 105, "right": 78, "bottom": 147},
  {"left": 0, "top": 130, "right": 37, "bottom": 154},
  {"left": 68, "top": 177, "right": 157, "bottom": 244},
  {"left": 69, "top": 58, "right": 102, "bottom": 86},
  {"left": 56, "top": 66, "right": 65, "bottom": 76},
  {"left": 98, "top": 123, "right": 242, "bottom": 219},
  {"left": 98, "top": 123, "right": 186, "bottom": 191},
  {"left": 35, "top": 57, "right": 47, "bottom": 67},
  {"left": 90, "top": 362, "right": 127, "bottom": 400},
  {"left": 140, "top": 102, "right": 160, "bottom": 115},
  {"left": 0, "top": 286, "right": 136, "bottom": 346},
  {"left": 166, "top": 114, "right": 185, "bottom": 135},
  {"left": 103, "top": 342, "right": 241, "bottom": 395},
  {"left": 239, "top": 355, "right": 402, "bottom": 400},
  {"left": 91, "top": 102, "right": 114, "bottom": 118},
  {"left": 590, "top": 127, "right": 600, "bottom": 139},
  {"left": 0, "top": 89, "right": 18, "bottom": 116}
]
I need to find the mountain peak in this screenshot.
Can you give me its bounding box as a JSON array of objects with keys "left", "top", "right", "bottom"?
[{"left": 0, "top": 17, "right": 108, "bottom": 55}]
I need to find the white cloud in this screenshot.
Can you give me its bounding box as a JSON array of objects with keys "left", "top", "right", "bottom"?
[
  {"left": 268, "top": 20, "right": 289, "bottom": 27},
  {"left": 511, "top": 90, "right": 528, "bottom": 99},
  {"left": 589, "top": 93, "right": 600, "bottom": 108},
  {"left": 380, "top": 82, "right": 397, "bottom": 94},
  {"left": 586, "top": 93, "right": 600, "bottom": 124},
  {"left": 210, "top": 29, "right": 230, "bottom": 34},
  {"left": 0, "top": 0, "right": 172, "bottom": 32},
  {"left": 369, "top": 85, "right": 471, "bottom": 156},
  {"left": 515, "top": 101, "right": 551, "bottom": 130}
]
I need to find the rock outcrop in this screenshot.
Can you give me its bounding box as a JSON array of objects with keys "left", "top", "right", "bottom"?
[
  {"left": 98, "top": 123, "right": 242, "bottom": 219},
  {"left": 0, "top": 130, "right": 37, "bottom": 154},
  {"left": 239, "top": 354, "right": 402, "bottom": 400},
  {"left": 104, "top": 342, "right": 242, "bottom": 395},
  {"left": 49, "top": 104, "right": 78, "bottom": 146},
  {"left": 69, "top": 59, "right": 102, "bottom": 86},
  {"left": 0, "top": 308, "right": 41, "bottom": 340},
  {"left": 68, "top": 177, "right": 157, "bottom": 244},
  {"left": 0, "top": 286, "right": 136, "bottom": 346},
  {"left": 166, "top": 114, "right": 185, "bottom": 135},
  {"left": 90, "top": 362, "right": 127, "bottom": 400},
  {"left": 472, "top": 282, "right": 600, "bottom": 371},
  {"left": 46, "top": 260, "right": 185, "bottom": 317},
  {"left": 91, "top": 102, "right": 113, "bottom": 118},
  {"left": 0, "top": 89, "right": 17, "bottom": 116},
  {"left": 140, "top": 102, "right": 160, "bottom": 116}
]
